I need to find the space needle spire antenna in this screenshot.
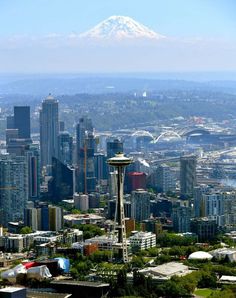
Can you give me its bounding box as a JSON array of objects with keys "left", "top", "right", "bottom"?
[{"left": 107, "top": 152, "right": 132, "bottom": 263}]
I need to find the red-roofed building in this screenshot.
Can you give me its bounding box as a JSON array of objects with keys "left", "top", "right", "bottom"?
[{"left": 127, "top": 172, "right": 147, "bottom": 192}]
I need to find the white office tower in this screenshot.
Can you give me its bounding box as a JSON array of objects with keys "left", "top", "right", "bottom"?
[
  {"left": 131, "top": 189, "right": 150, "bottom": 222},
  {"left": 74, "top": 193, "right": 89, "bottom": 211},
  {"left": 39, "top": 94, "right": 59, "bottom": 174},
  {"left": 129, "top": 231, "right": 156, "bottom": 250},
  {"left": 0, "top": 155, "right": 28, "bottom": 226}
]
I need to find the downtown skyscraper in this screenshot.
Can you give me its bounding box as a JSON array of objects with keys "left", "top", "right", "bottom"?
[
  {"left": 13, "top": 106, "right": 31, "bottom": 139},
  {"left": 76, "top": 116, "right": 96, "bottom": 193},
  {"left": 180, "top": 155, "right": 197, "bottom": 198},
  {"left": 40, "top": 94, "right": 59, "bottom": 173}
]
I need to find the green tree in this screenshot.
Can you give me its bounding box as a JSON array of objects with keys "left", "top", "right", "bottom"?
[
  {"left": 20, "top": 226, "right": 33, "bottom": 234},
  {"left": 198, "top": 270, "right": 217, "bottom": 288}
]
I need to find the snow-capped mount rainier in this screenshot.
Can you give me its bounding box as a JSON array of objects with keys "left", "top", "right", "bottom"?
[{"left": 79, "top": 16, "right": 165, "bottom": 40}]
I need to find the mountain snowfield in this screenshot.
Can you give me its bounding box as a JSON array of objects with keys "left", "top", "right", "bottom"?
[{"left": 79, "top": 15, "right": 165, "bottom": 40}]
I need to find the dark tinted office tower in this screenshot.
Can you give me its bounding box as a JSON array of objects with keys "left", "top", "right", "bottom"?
[
  {"left": 7, "top": 138, "right": 32, "bottom": 156},
  {"left": 26, "top": 145, "right": 40, "bottom": 200},
  {"left": 6, "top": 116, "right": 15, "bottom": 129},
  {"left": 89, "top": 193, "right": 100, "bottom": 209},
  {"left": 76, "top": 117, "right": 96, "bottom": 193},
  {"left": 94, "top": 153, "right": 108, "bottom": 181},
  {"left": 14, "top": 106, "right": 31, "bottom": 139},
  {"left": 40, "top": 95, "right": 59, "bottom": 171},
  {"left": 76, "top": 116, "right": 93, "bottom": 155},
  {"left": 106, "top": 138, "right": 123, "bottom": 159},
  {"left": 172, "top": 204, "right": 191, "bottom": 233},
  {"left": 58, "top": 131, "right": 73, "bottom": 166},
  {"left": 40, "top": 203, "right": 50, "bottom": 231},
  {"left": 84, "top": 132, "right": 96, "bottom": 193},
  {"left": 6, "top": 129, "right": 18, "bottom": 146},
  {"left": 180, "top": 155, "right": 197, "bottom": 197},
  {"left": 51, "top": 157, "right": 74, "bottom": 202},
  {"left": 59, "top": 121, "right": 65, "bottom": 132}
]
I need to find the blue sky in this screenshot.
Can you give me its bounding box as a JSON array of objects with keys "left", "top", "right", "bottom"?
[
  {"left": 1, "top": 0, "right": 236, "bottom": 38},
  {"left": 0, "top": 0, "right": 236, "bottom": 73}
]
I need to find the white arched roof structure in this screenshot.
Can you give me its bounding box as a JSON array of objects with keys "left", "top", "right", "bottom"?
[
  {"left": 152, "top": 131, "right": 182, "bottom": 144},
  {"left": 188, "top": 251, "right": 213, "bottom": 260},
  {"left": 132, "top": 130, "right": 155, "bottom": 140}
]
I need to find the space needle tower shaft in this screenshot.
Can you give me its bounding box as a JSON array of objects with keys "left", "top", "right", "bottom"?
[{"left": 107, "top": 153, "right": 132, "bottom": 263}]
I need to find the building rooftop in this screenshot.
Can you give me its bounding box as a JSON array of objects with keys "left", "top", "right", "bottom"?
[
  {"left": 0, "top": 287, "right": 25, "bottom": 293},
  {"left": 140, "top": 262, "right": 191, "bottom": 278},
  {"left": 51, "top": 280, "right": 109, "bottom": 288},
  {"left": 64, "top": 214, "right": 104, "bottom": 221}
]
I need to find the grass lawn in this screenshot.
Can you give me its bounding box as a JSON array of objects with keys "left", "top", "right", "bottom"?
[{"left": 194, "top": 288, "right": 220, "bottom": 297}]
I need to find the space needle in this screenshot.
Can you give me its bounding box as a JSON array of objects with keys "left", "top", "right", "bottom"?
[{"left": 107, "top": 152, "right": 132, "bottom": 263}]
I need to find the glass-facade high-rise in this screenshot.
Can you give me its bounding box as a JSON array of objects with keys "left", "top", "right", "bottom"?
[
  {"left": 106, "top": 138, "right": 123, "bottom": 159},
  {"left": 14, "top": 106, "right": 31, "bottom": 139},
  {"left": 40, "top": 95, "right": 59, "bottom": 173},
  {"left": 58, "top": 131, "right": 73, "bottom": 166},
  {"left": 76, "top": 117, "right": 96, "bottom": 193}
]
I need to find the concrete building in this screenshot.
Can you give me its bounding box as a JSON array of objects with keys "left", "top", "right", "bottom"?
[
  {"left": 0, "top": 155, "right": 28, "bottom": 226},
  {"left": 24, "top": 203, "right": 63, "bottom": 231},
  {"left": 49, "top": 206, "right": 63, "bottom": 232},
  {"left": 172, "top": 203, "right": 192, "bottom": 233},
  {"left": 190, "top": 217, "right": 217, "bottom": 242},
  {"left": 129, "top": 231, "right": 156, "bottom": 250},
  {"left": 63, "top": 213, "right": 104, "bottom": 226},
  {"left": 139, "top": 262, "right": 192, "bottom": 281},
  {"left": 109, "top": 172, "right": 117, "bottom": 197},
  {"left": 155, "top": 164, "right": 175, "bottom": 193},
  {"left": 85, "top": 235, "right": 116, "bottom": 251},
  {"left": 74, "top": 193, "right": 89, "bottom": 211},
  {"left": 201, "top": 193, "right": 224, "bottom": 226},
  {"left": 210, "top": 248, "right": 236, "bottom": 262},
  {"left": 131, "top": 189, "right": 150, "bottom": 222}
]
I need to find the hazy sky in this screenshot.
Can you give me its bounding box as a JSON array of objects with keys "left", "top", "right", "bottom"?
[
  {"left": 1, "top": 0, "right": 236, "bottom": 38},
  {"left": 0, "top": 0, "right": 236, "bottom": 73}
]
